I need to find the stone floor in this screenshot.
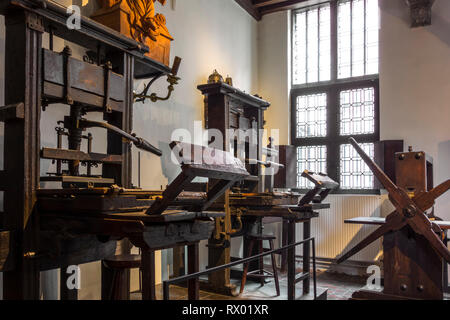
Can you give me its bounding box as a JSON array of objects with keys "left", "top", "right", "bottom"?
[{"left": 131, "top": 270, "right": 367, "bottom": 301}]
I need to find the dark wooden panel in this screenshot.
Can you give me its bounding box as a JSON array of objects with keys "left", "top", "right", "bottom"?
[
  {"left": 43, "top": 48, "right": 124, "bottom": 102},
  {"left": 383, "top": 226, "right": 443, "bottom": 299},
  {"left": 0, "top": 231, "right": 13, "bottom": 272},
  {"left": 274, "top": 145, "right": 297, "bottom": 189},
  {"left": 43, "top": 82, "right": 123, "bottom": 112},
  {"left": 374, "top": 140, "right": 404, "bottom": 190},
  {"left": 38, "top": 234, "right": 117, "bottom": 271},
  {"left": 41, "top": 148, "right": 123, "bottom": 164}
]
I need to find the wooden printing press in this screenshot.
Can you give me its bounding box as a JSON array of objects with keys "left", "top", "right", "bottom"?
[
  {"left": 187, "top": 81, "right": 338, "bottom": 300},
  {"left": 0, "top": 0, "right": 250, "bottom": 300},
  {"left": 338, "top": 138, "right": 450, "bottom": 300}
]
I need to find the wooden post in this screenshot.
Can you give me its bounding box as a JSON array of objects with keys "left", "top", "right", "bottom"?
[
  {"left": 141, "top": 249, "right": 156, "bottom": 300},
  {"left": 3, "top": 11, "right": 42, "bottom": 300},
  {"left": 303, "top": 220, "right": 311, "bottom": 295},
  {"left": 287, "top": 219, "right": 296, "bottom": 300},
  {"left": 187, "top": 243, "right": 199, "bottom": 300},
  {"left": 60, "top": 266, "right": 78, "bottom": 300}
]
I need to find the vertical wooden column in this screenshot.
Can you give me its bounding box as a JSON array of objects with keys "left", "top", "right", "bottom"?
[
  {"left": 280, "top": 219, "right": 289, "bottom": 273},
  {"left": 102, "top": 52, "right": 135, "bottom": 299},
  {"left": 60, "top": 267, "right": 78, "bottom": 300},
  {"left": 287, "top": 218, "right": 296, "bottom": 301},
  {"left": 172, "top": 246, "right": 185, "bottom": 277},
  {"left": 303, "top": 220, "right": 311, "bottom": 295},
  {"left": 141, "top": 249, "right": 156, "bottom": 300},
  {"left": 3, "top": 12, "right": 42, "bottom": 300},
  {"left": 187, "top": 243, "right": 199, "bottom": 300}
]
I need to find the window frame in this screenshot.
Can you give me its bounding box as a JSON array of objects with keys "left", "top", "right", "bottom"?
[{"left": 290, "top": 0, "right": 380, "bottom": 194}]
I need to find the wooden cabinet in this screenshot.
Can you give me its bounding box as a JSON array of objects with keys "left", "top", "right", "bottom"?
[{"left": 198, "top": 82, "right": 270, "bottom": 192}]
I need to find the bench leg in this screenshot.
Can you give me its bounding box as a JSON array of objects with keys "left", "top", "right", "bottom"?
[
  {"left": 240, "top": 239, "right": 255, "bottom": 294},
  {"left": 187, "top": 243, "right": 200, "bottom": 300},
  {"left": 269, "top": 240, "right": 280, "bottom": 296},
  {"left": 141, "top": 250, "right": 156, "bottom": 300}
]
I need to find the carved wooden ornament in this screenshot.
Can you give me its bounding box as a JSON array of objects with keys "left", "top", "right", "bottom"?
[
  {"left": 92, "top": 0, "right": 173, "bottom": 65},
  {"left": 405, "top": 0, "right": 435, "bottom": 28}
]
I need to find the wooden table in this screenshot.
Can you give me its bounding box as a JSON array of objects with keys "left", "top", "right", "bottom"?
[{"left": 345, "top": 217, "right": 450, "bottom": 230}]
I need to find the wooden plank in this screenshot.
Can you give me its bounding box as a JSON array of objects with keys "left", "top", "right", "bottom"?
[
  {"left": 345, "top": 217, "right": 450, "bottom": 230},
  {"left": 43, "top": 81, "right": 123, "bottom": 112},
  {"left": 0, "top": 103, "right": 25, "bottom": 121},
  {"left": 0, "top": 231, "right": 12, "bottom": 272},
  {"left": 43, "top": 48, "right": 124, "bottom": 101},
  {"left": 40, "top": 175, "right": 115, "bottom": 185},
  {"left": 41, "top": 148, "right": 123, "bottom": 164},
  {"left": 41, "top": 210, "right": 224, "bottom": 224},
  {"left": 38, "top": 234, "right": 117, "bottom": 271}
]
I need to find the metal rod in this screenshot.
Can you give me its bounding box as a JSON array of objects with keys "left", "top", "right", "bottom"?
[
  {"left": 163, "top": 236, "right": 317, "bottom": 300},
  {"left": 312, "top": 238, "right": 317, "bottom": 299},
  {"left": 138, "top": 151, "right": 141, "bottom": 188}
]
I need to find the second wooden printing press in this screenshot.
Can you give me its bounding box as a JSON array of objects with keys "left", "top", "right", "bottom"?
[{"left": 199, "top": 170, "right": 338, "bottom": 300}]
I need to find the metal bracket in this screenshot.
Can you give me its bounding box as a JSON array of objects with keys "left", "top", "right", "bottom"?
[
  {"left": 61, "top": 46, "right": 73, "bottom": 105},
  {"left": 103, "top": 61, "right": 113, "bottom": 113},
  {"left": 26, "top": 13, "right": 44, "bottom": 33}
]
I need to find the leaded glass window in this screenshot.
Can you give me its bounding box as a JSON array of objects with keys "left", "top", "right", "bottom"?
[
  {"left": 340, "top": 87, "right": 375, "bottom": 135},
  {"left": 296, "top": 93, "right": 327, "bottom": 138},
  {"left": 297, "top": 146, "right": 327, "bottom": 188},
  {"left": 340, "top": 143, "right": 374, "bottom": 189},
  {"left": 292, "top": 1, "right": 380, "bottom": 192}
]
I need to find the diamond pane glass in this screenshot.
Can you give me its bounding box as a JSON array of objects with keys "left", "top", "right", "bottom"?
[
  {"left": 340, "top": 87, "right": 375, "bottom": 135},
  {"left": 296, "top": 93, "right": 327, "bottom": 138},
  {"left": 293, "top": 5, "right": 331, "bottom": 85},
  {"left": 297, "top": 146, "right": 327, "bottom": 188},
  {"left": 340, "top": 143, "right": 374, "bottom": 189},
  {"left": 338, "top": 0, "right": 379, "bottom": 79}
]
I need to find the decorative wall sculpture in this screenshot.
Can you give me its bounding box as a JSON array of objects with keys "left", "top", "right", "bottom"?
[
  {"left": 92, "top": 0, "right": 173, "bottom": 65},
  {"left": 405, "top": 0, "right": 435, "bottom": 28}
]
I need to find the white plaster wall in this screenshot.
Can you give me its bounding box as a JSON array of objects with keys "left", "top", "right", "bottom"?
[
  {"left": 257, "top": 0, "right": 450, "bottom": 264},
  {"left": 258, "top": 11, "right": 291, "bottom": 145},
  {"left": 379, "top": 0, "right": 450, "bottom": 218}
]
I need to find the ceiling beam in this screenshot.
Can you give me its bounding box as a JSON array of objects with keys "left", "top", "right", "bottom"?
[
  {"left": 259, "top": 0, "right": 310, "bottom": 15},
  {"left": 235, "top": 0, "right": 262, "bottom": 20},
  {"left": 253, "top": 0, "right": 287, "bottom": 8},
  {"left": 235, "top": 0, "right": 311, "bottom": 20}
]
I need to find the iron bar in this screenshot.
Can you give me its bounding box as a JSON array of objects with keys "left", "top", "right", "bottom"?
[{"left": 163, "top": 237, "right": 317, "bottom": 300}]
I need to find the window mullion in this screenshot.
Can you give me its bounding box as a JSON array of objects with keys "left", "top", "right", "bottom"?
[
  {"left": 317, "top": 7, "right": 320, "bottom": 82},
  {"left": 306, "top": 11, "right": 309, "bottom": 83},
  {"left": 330, "top": 0, "right": 338, "bottom": 82},
  {"left": 327, "top": 87, "right": 340, "bottom": 184},
  {"left": 364, "top": 0, "right": 367, "bottom": 75},
  {"left": 350, "top": 0, "right": 353, "bottom": 78}
]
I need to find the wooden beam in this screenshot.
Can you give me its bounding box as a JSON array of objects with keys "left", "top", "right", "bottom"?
[
  {"left": 235, "top": 0, "right": 262, "bottom": 20},
  {"left": 253, "top": 0, "right": 287, "bottom": 8},
  {"left": 259, "top": 0, "right": 310, "bottom": 15}
]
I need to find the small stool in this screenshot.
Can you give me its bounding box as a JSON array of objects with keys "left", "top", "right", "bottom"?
[
  {"left": 240, "top": 234, "right": 280, "bottom": 296},
  {"left": 103, "top": 254, "right": 141, "bottom": 300}
]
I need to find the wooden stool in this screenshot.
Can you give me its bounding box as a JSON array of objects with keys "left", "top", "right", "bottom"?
[
  {"left": 240, "top": 234, "right": 280, "bottom": 296},
  {"left": 103, "top": 254, "right": 141, "bottom": 300}
]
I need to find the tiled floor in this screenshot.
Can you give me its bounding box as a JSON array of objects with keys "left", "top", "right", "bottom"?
[{"left": 131, "top": 270, "right": 367, "bottom": 301}]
